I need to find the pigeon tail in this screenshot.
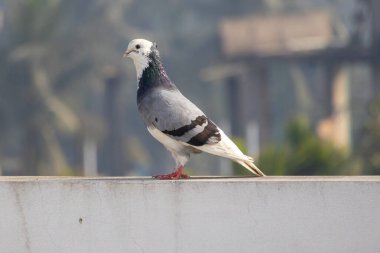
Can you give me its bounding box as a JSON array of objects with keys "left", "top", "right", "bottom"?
[
  {"left": 236, "top": 160, "right": 265, "bottom": 177},
  {"left": 188, "top": 130, "right": 265, "bottom": 176}
]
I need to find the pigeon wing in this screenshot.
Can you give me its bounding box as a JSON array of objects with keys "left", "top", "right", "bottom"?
[{"left": 138, "top": 89, "right": 221, "bottom": 145}]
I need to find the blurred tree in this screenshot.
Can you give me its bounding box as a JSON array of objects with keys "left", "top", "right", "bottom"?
[
  {"left": 0, "top": 0, "right": 140, "bottom": 175},
  {"left": 257, "top": 118, "right": 358, "bottom": 175},
  {"left": 357, "top": 98, "right": 380, "bottom": 174},
  {"left": 0, "top": 0, "right": 80, "bottom": 175}
]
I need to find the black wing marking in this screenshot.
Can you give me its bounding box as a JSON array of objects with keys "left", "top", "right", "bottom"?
[
  {"left": 161, "top": 115, "right": 221, "bottom": 146},
  {"left": 187, "top": 119, "right": 221, "bottom": 146},
  {"left": 162, "top": 115, "right": 207, "bottom": 137}
]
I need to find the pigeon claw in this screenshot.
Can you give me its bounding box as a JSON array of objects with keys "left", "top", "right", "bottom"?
[{"left": 153, "top": 166, "right": 189, "bottom": 180}]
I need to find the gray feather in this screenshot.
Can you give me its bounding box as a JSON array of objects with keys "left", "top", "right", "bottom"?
[{"left": 138, "top": 88, "right": 220, "bottom": 145}]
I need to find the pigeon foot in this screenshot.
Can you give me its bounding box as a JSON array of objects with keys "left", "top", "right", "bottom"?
[{"left": 153, "top": 166, "right": 189, "bottom": 180}]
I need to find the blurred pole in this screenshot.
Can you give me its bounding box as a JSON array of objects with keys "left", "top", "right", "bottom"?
[
  {"left": 331, "top": 66, "right": 351, "bottom": 150},
  {"left": 242, "top": 71, "right": 260, "bottom": 155},
  {"left": 103, "top": 67, "right": 126, "bottom": 176},
  {"left": 324, "top": 64, "right": 336, "bottom": 117},
  {"left": 0, "top": 6, "right": 3, "bottom": 32},
  {"left": 227, "top": 75, "right": 246, "bottom": 138},
  {"left": 83, "top": 135, "right": 97, "bottom": 176},
  {"left": 370, "top": 0, "right": 380, "bottom": 95},
  {"left": 255, "top": 65, "right": 271, "bottom": 150},
  {"left": 318, "top": 64, "right": 351, "bottom": 150},
  {"left": 246, "top": 120, "right": 259, "bottom": 156}
]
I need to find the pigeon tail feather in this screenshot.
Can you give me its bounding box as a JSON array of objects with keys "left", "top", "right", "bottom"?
[
  {"left": 236, "top": 160, "right": 265, "bottom": 177},
  {"left": 187, "top": 130, "right": 265, "bottom": 176}
]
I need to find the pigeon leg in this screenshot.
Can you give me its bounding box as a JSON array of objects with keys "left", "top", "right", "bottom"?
[{"left": 153, "top": 166, "right": 189, "bottom": 180}]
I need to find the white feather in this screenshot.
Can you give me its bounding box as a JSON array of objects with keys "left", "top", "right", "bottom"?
[
  {"left": 184, "top": 129, "right": 265, "bottom": 176},
  {"left": 147, "top": 125, "right": 191, "bottom": 167},
  {"left": 187, "top": 130, "right": 248, "bottom": 161}
]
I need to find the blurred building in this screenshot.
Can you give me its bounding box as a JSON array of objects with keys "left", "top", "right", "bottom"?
[
  {"left": 0, "top": 8, "right": 3, "bottom": 32},
  {"left": 220, "top": 10, "right": 347, "bottom": 57},
  {"left": 209, "top": 8, "right": 375, "bottom": 152}
]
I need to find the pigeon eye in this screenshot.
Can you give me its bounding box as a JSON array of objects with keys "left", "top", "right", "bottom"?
[{"left": 135, "top": 44, "right": 141, "bottom": 49}]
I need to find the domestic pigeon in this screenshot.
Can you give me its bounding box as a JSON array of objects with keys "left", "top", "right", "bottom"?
[{"left": 123, "top": 39, "right": 265, "bottom": 179}]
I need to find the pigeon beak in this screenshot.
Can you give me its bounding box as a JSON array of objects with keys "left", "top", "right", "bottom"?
[{"left": 123, "top": 49, "right": 132, "bottom": 58}]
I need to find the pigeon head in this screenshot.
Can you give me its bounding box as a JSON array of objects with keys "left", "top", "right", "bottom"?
[
  {"left": 123, "top": 39, "right": 159, "bottom": 79},
  {"left": 124, "top": 38, "right": 175, "bottom": 95}
]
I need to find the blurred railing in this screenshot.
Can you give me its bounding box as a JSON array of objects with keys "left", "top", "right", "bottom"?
[{"left": 0, "top": 176, "right": 379, "bottom": 253}]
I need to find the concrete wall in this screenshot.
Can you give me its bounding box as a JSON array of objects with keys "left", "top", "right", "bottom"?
[{"left": 0, "top": 176, "right": 379, "bottom": 253}]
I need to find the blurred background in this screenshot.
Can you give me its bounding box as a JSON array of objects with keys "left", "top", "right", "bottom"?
[{"left": 0, "top": 0, "right": 379, "bottom": 176}]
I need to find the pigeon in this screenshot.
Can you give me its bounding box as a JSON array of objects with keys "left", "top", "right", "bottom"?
[{"left": 123, "top": 38, "right": 265, "bottom": 179}]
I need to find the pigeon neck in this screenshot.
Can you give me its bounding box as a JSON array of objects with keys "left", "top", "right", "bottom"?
[
  {"left": 134, "top": 55, "right": 150, "bottom": 81},
  {"left": 137, "top": 52, "right": 175, "bottom": 100}
]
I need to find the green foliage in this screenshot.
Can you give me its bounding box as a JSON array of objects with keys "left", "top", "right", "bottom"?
[
  {"left": 258, "top": 118, "right": 355, "bottom": 175},
  {"left": 357, "top": 98, "right": 380, "bottom": 174}
]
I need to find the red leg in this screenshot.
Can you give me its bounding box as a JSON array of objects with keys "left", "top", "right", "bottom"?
[{"left": 153, "top": 166, "right": 189, "bottom": 180}]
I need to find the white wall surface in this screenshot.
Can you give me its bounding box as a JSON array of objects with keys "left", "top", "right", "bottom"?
[{"left": 0, "top": 176, "right": 379, "bottom": 253}]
